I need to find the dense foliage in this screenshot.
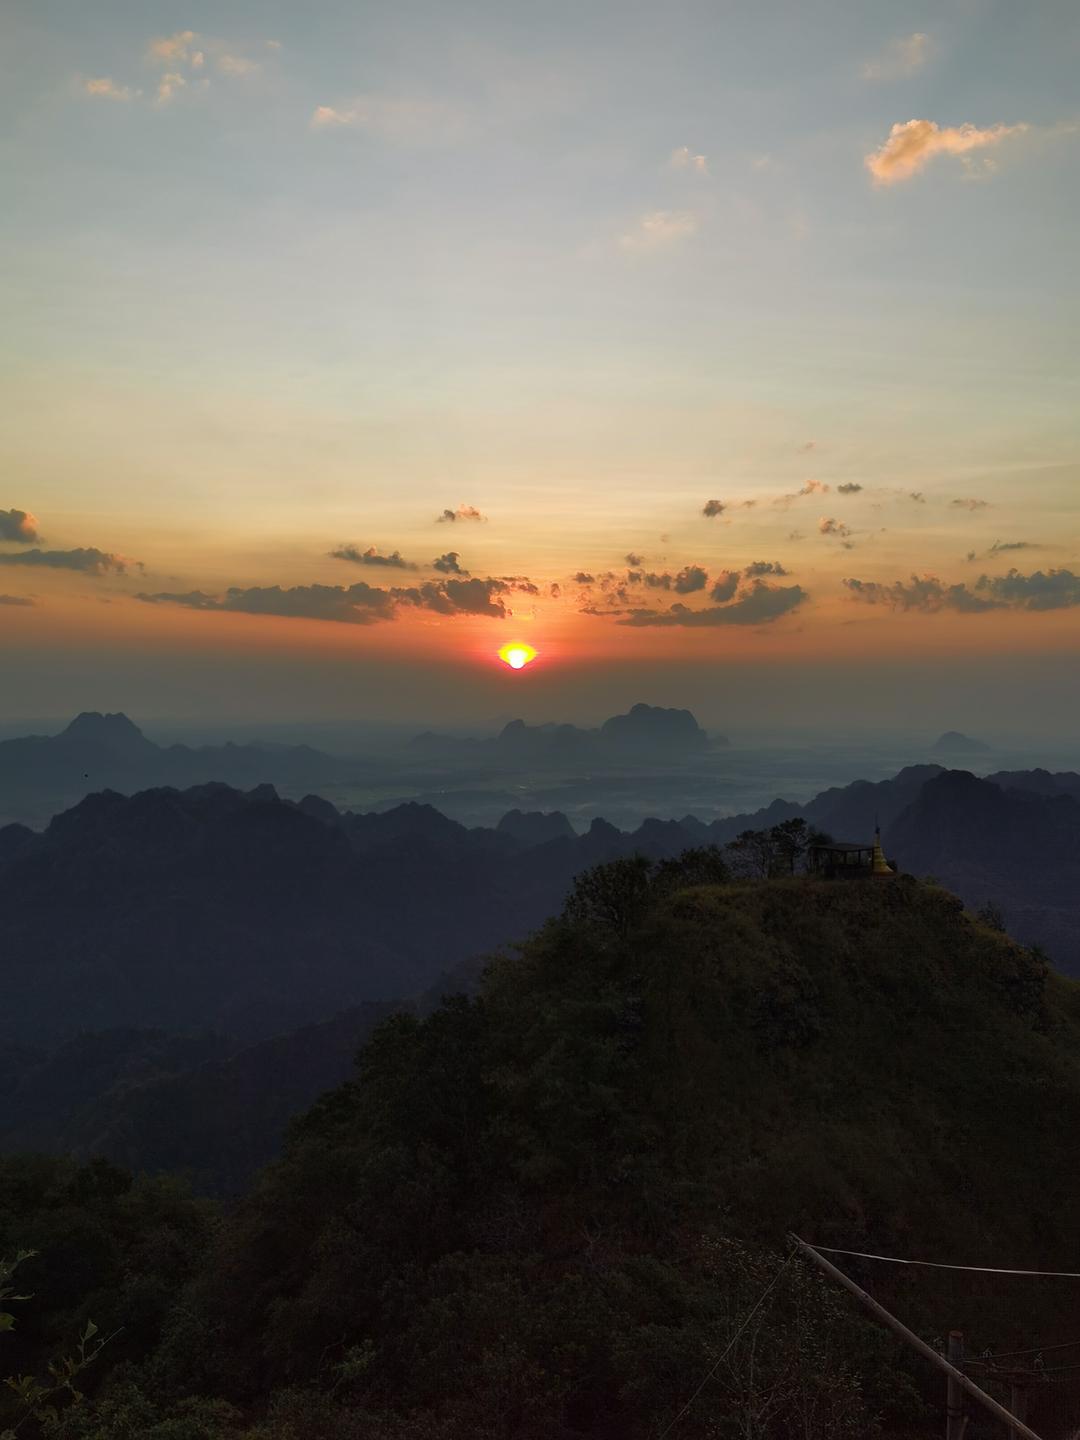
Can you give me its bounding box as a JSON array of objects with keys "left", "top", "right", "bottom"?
[{"left": 5, "top": 858, "right": 1080, "bottom": 1437}]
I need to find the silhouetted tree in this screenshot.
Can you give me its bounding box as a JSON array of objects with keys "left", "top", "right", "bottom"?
[
  {"left": 977, "top": 901, "right": 1007, "bottom": 933},
  {"left": 563, "top": 854, "right": 654, "bottom": 936}
]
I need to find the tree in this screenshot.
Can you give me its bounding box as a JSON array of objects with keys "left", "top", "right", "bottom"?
[
  {"left": 726, "top": 828, "right": 779, "bottom": 880},
  {"left": 1, "top": 1251, "right": 112, "bottom": 1439},
  {"left": 976, "top": 901, "right": 1007, "bottom": 933},
  {"left": 563, "top": 855, "right": 654, "bottom": 936},
  {"left": 727, "top": 821, "right": 832, "bottom": 879}
]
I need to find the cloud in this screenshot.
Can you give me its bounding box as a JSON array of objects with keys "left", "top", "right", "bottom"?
[
  {"left": 137, "top": 572, "right": 527, "bottom": 626},
  {"left": 216, "top": 53, "right": 260, "bottom": 75},
  {"left": 156, "top": 72, "right": 187, "bottom": 105},
  {"left": 330, "top": 544, "right": 416, "bottom": 570},
  {"left": 0, "top": 508, "right": 40, "bottom": 543},
  {"left": 797, "top": 441, "right": 817, "bottom": 454},
  {"left": 673, "top": 564, "right": 708, "bottom": 595},
  {"left": 619, "top": 211, "right": 698, "bottom": 253},
  {"left": 818, "top": 517, "right": 853, "bottom": 540},
  {"left": 573, "top": 572, "right": 595, "bottom": 585},
  {"left": 702, "top": 499, "right": 726, "bottom": 518},
  {"left": 549, "top": 582, "right": 561, "bottom": 598},
  {"left": 951, "top": 497, "right": 989, "bottom": 511},
  {"left": 908, "top": 491, "right": 926, "bottom": 503},
  {"left": 975, "top": 568, "right": 1080, "bottom": 611},
  {"left": 865, "top": 118, "right": 1028, "bottom": 185},
  {"left": 433, "top": 551, "right": 468, "bottom": 575},
  {"left": 845, "top": 568, "right": 1080, "bottom": 615},
  {"left": 437, "top": 505, "right": 487, "bottom": 524},
  {"left": 147, "top": 31, "right": 197, "bottom": 62},
  {"left": 625, "top": 567, "right": 706, "bottom": 593},
  {"left": 310, "top": 96, "right": 471, "bottom": 145},
  {"left": 967, "top": 540, "right": 1040, "bottom": 562},
  {"left": 670, "top": 146, "right": 708, "bottom": 174},
  {"left": 126, "top": 31, "right": 266, "bottom": 105},
  {"left": 843, "top": 575, "right": 996, "bottom": 613},
  {"left": 618, "top": 580, "right": 807, "bottom": 628},
  {"left": 774, "top": 479, "right": 829, "bottom": 507},
  {"left": 625, "top": 552, "right": 644, "bottom": 567},
  {"left": 83, "top": 77, "right": 139, "bottom": 101},
  {"left": 147, "top": 31, "right": 259, "bottom": 74},
  {"left": 837, "top": 482, "right": 863, "bottom": 495},
  {"left": 0, "top": 547, "right": 129, "bottom": 574},
  {"left": 139, "top": 583, "right": 398, "bottom": 625},
  {"left": 710, "top": 571, "right": 739, "bottom": 602},
  {"left": 861, "top": 32, "right": 930, "bottom": 81},
  {"left": 743, "top": 560, "right": 789, "bottom": 577},
  {"left": 0, "top": 594, "right": 34, "bottom": 607},
  {"left": 396, "top": 578, "right": 512, "bottom": 618}
]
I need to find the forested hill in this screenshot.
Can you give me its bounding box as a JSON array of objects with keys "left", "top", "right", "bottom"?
[{"left": 4, "top": 866, "right": 1079, "bottom": 1439}]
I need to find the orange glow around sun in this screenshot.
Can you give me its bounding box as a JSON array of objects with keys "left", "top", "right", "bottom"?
[{"left": 497, "top": 642, "right": 538, "bottom": 670}]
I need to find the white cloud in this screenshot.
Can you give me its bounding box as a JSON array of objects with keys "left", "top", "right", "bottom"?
[
  {"left": 619, "top": 210, "right": 698, "bottom": 252},
  {"left": 670, "top": 145, "right": 708, "bottom": 174},
  {"left": 310, "top": 96, "right": 472, "bottom": 145},
  {"left": 865, "top": 118, "right": 1028, "bottom": 184},
  {"left": 862, "top": 32, "right": 930, "bottom": 81},
  {"left": 83, "top": 77, "right": 138, "bottom": 101},
  {"left": 155, "top": 72, "right": 187, "bottom": 106}
]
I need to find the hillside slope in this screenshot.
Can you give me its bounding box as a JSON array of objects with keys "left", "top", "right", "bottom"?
[{"left": 149, "top": 868, "right": 1080, "bottom": 1438}]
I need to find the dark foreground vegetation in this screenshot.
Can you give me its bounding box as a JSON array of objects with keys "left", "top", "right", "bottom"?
[{"left": 4, "top": 854, "right": 1080, "bottom": 1438}]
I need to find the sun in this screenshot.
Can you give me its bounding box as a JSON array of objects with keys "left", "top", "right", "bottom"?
[{"left": 497, "top": 642, "right": 538, "bottom": 670}]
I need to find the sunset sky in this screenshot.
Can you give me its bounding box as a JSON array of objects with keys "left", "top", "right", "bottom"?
[{"left": 2, "top": 0, "right": 1078, "bottom": 730}]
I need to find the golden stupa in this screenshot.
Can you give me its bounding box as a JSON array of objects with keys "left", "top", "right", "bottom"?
[{"left": 871, "top": 825, "right": 894, "bottom": 877}]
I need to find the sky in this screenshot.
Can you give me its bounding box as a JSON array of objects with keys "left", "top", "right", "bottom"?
[{"left": 1, "top": 0, "right": 1079, "bottom": 732}]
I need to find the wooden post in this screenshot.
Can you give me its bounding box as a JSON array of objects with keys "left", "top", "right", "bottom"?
[
  {"left": 790, "top": 1237, "right": 1044, "bottom": 1440},
  {"left": 947, "top": 1331, "right": 965, "bottom": 1440}
]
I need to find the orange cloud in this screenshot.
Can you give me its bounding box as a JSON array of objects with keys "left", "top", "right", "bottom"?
[
  {"left": 147, "top": 30, "right": 197, "bottom": 62},
  {"left": 866, "top": 118, "right": 1027, "bottom": 185}
]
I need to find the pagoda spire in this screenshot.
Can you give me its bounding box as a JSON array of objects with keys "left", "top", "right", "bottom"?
[{"left": 871, "top": 821, "right": 893, "bottom": 877}]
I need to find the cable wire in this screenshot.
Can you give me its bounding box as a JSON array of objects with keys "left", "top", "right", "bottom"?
[
  {"left": 657, "top": 1246, "right": 796, "bottom": 1439},
  {"left": 808, "top": 1244, "right": 1080, "bottom": 1279},
  {"left": 967, "top": 1339, "right": 1080, "bottom": 1363}
]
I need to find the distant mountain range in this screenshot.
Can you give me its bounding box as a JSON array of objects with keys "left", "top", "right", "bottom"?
[
  {"left": 0, "top": 710, "right": 361, "bottom": 825},
  {"left": 2, "top": 757, "right": 1078, "bottom": 1047},
  {"left": 0, "top": 706, "right": 726, "bottom": 829},
  {"left": 2, "top": 755, "right": 1078, "bottom": 1191},
  {"left": 410, "top": 702, "right": 721, "bottom": 762}
]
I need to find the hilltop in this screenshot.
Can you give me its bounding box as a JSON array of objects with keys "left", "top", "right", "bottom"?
[{"left": 932, "top": 730, "right": 991, "bottom": 754}]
